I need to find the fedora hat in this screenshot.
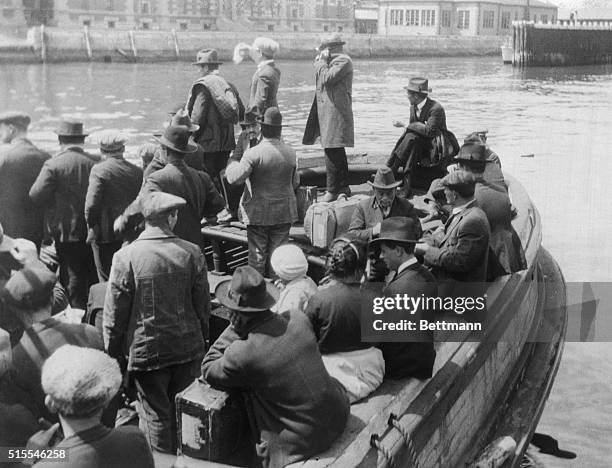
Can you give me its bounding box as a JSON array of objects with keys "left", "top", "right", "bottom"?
[
  {"left": 370, "top": 217, "right": 420, "bottom": 246},
  {"left": 154, "top": 125, "right": 197, "bottom": 154},
  {"left": 215, "top": 266, "right": 278, "bottom": 313},
  {"left": 368, "top": 167, "right": 402, "bottom": 190},
  {"left": 404, "top": 77, "right": 431, "bottom": 95},
  {"left": 168, "top": 109, "right": 199, "bottom": 133},
  {"left": 259, "top": 107, "right": 284, "bottom": 127},
  {"left": 193, "top": 48, "right": 223, "bottom": 66},
  {"left": 56, "top": 120, "right": 88, "bottom": 137},
  {"left": 0, "top": 223, "right": 15, "bottom": 253},
  {"left": 0, "top": 111, "right": 30, "bottom": 128},
  {"left": 240, "top": 111, "right": 259, "bottom": 127},
  {"left": 318, "top": 32, "right": 345, "bottom": 50},
  {"left": 453, "top": 141, "right": 488, "bottom": 163}
]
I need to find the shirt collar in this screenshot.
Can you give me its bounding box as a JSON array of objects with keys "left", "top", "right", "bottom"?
[
  {"left": 56, "top": 424, "right": 110, "bottom": 449},
  {"left": 397, "top": 257, "right": 418, "bottom": 275},
  {"left": 451, "top": 198, "right": 476, "bottom": 216},
  {"left": 417, "top": 97, "right": 428, "bottom": 111},
  {"left": 137, "top": 225, "right": 177, "bottom": 240},
  {"left": 258, "top": 59, "right": 274, "bottom": 69}
]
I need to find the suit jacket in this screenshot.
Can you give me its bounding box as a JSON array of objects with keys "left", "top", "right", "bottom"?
[
  {"left": 378, "top": 262, "right": 437, "bottom": 379},
  {"left": 225, "top": 138, "right": 299, "bottom": 226},
  {"left": 85, "top": 157, "right": 142, "bottom": 243},
  {"left": 202, "top": 309, "right": 349, "bottom": 467},
  {"left": 248, "top": 60, "right": 281, "bottom": 117},
  {"left": 423, "top": 200, "right": 490, "bottom": 283},
  {"left": 303, "top": 53, "right": 354, "bottom": 148},
  {"left": 29, "top": 147, "right": 100, "bottom": 243},
  {"left": 0, "top": 138, "right": 50, "bottom": 247},
  {"left": 347, "top": 195, "right": 422, "bottom": 242},
  {"left": 140, "top": 160, "right": 225, "bottom": 246},
  {"left": 142, "top": 143, "right": 205, "bottom": 181},
  {"left": 407, "top": 97, "right": 447, "bottom": 138}
]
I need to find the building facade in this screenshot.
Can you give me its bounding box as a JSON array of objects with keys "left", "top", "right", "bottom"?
[
  {"left": 377, "top": 0, "right": 557, "bottom": 36},
  {"left": 557, "top": 8, "right": 612, "bottom": 27}
]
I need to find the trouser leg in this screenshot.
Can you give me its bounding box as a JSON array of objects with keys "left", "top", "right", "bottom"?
[
  {"left": 56, "top": 241, "right": 96, "bottom": 310},
  {"left": 133, "top": 367, "right": 173, "bottom": 453},
  {"left": 91, "top": 241, "right": 122, "bottom": 282},
  {"left": 247, "top": 225, "right": 268, "bottom": 276},
  {"left": 203, "top": 151, "right": 231, "bottom": 193},
  {"left": 324, "top": 147, "right": 349, "bottom": 194},
  {"left": 266, "top": 224, "right": 291, "bottom": 278}
]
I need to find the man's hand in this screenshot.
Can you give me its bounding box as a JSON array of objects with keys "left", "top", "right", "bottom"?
[
  {"left": 113, "top": 214, "right": 127, "bottom": 235},
  {"left": 10, "top": 238, "right": 38, "bottom": 265},
  {"left": 393, "top": 120, "right": 406, "bottom": 128},
  {"left": 372, "top": 222, "right": 382, "bottom": 237},
  {"left": 25, "top": 422, "right": 61, "bottom": 464},
  {"left": 316, "top": 48, "right": 330, "bottom": 62}
]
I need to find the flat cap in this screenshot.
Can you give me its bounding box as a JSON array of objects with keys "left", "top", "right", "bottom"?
[
  {"left": 0, "top": 111, "right": 31, "bottom": 128},
  {"left": 424, "top": 178, "right": 446, "bottom": 203},
  {"left": 41, "top": 345, "right": 122, "bottom": 417},
  {"left": 140, "top": 191, "right": 186, "bottom": 219},
  {"left": 95, "top": 130, "right": 128, "bottom": 153},
  {"left": 252, "top": 37, "right": 280, "bottom": 57},
  {"left": 3, "top": 266, "right": 56, "bottom": 310}
]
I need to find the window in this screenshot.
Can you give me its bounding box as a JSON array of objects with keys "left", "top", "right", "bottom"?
[
  {"left": 533, "top": 15, "right": 537, "bottom": 22},
  {"left": 338, "top": 26, "right": 343, "bottom": 31},
  {"left": 106, "top": 0, "right": 113, "bottom": 10},
  {"left": 515, "top": 12, "right": 519, "bottom": 21},
  {"left": 180, "top": 22, "right": 188, "bottom": 30},
  {"left": 141, "top": 1, "right": 150, "bottom": 14},
  {"left": 107, "top": 20, "right": 115, "bottom": 28},
  {"left": 3, "top": 8, "right": 14, "bottom": 18},
  {"left": 541, "top": 14, "right": 548, "bottom": 23},
  {"left": 406, "top": 9, "right": 419, "bottom": 26},
  {"left": 501, "top": 11, "right": 511, "bottom": 29},
  {"left": 390, "top": 9, "right": 403, "bottom": 26},
  {"left": 324, "top": 25, "right": 329, "bottom": 31},
  {"left": 441, "top": 10, "right": 451, "bottom": 28},
  {"left": 267, "top": 24, "right": 274, "bottom": 31},
  {"left": 293, "top": 24, "right": 298, "bottom": 31},
  {"left": 183, "top": 0, "right": 188, "bottom": 15},
  {"left": 458, "top": 10, "right": 469, "bottom": 29},
  {"left": 141, "top": 22, "right": 150, "bottom": 29},
  {"left": 421, "top": 10, "right": 435, "bottom": 27},
  {"left": 483, "top": 10, "right": 494, "bottom": 28},
  {"left": 83, "top": 19, "right": 91, "bottom": 26}
]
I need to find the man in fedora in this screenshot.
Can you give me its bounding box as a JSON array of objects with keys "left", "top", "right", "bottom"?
[
  {"left": 202, "top": 265, "right": 349, "bottom": 467},
  {"left": 303, "top": 32, "right": 354, "bottom": 202},
  {"left": 29, "top": 120, "right": 100, "bottom": 310},
  {"left": 85, "top": 131, "right": 142, "bottom": 282},
  {"left": 370, "top": 217, "right": 437, "bottom": 379},
  {"left": 461, "top": 131, "right": 506, "bottom": 191},
  {"left": 226, "top": 107, "right": 299, "bottom": 276},
  {"left": 186, "top": 48, "right": 244, "bottom": 189},
  {"left": 248, "top": 37, "right": 281, "bottom": 119},
  {"left": 0, "top": 112, "right": 50, "bottom": 250},
  {"left": 387, "top": 77, "right": 455, "bottom": 193},
  {"left": 104, "top": 191, "right": 210, "bottom": 454}
]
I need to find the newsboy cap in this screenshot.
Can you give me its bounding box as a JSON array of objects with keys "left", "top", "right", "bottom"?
[
  {"left": 442, "top": 170, "right": 477, "bottom": 190},
  {"left": 3, "top": 266, "right": 56, "bottom": 310},
  {"left": 41, "top": 345, "right": 122, "bottom": 417},
  {"left": 252, "top": 37, "right": 280, "bottom": 57},
  {"left": 95, "top": 130, "right": 128, "bottom": 153},
  {"left": 0, "top": 111, "right": 31, "bottom": 129},
  {"left": 140, "top": 191, "right": 186, "bottom": 219}
]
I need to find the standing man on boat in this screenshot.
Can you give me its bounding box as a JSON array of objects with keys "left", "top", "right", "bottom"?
[
  {"left": 248, "top": 37, "right": 281, "bottom": 118},
  {"left": 29, "top": 121, "right": 99, "bottom": 310},
  {"left": 104, "top": 191, "right": 210, "bottom": 455},
  {"left": 85, "top": 131, "right": 142, "bottom": 282},
  {"left": 225, "top": 107, "right": 299, "bottom": 276},
  {"left": 0, "top": 112, "right": 50, "bottom": 250},
  {"left": 303, "top": 33, "right": 354, "bottom": 202},
  {"left": 187, "top": 48, "right": 244, "bottom": 189}
]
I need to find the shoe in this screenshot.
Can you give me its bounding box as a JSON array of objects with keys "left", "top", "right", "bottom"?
[{"left": 320, "top": 191, "right": 338, "bottom": 202}]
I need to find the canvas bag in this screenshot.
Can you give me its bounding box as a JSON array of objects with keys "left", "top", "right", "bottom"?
[{"left": 187, "top": 74, "right": 240, "bottom": 123}]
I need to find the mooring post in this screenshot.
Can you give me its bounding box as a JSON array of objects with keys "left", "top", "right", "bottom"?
[
  {"left": 171, "top": 29, "right": 180, "bottom": 58},
  {"left": 40, "top": 24, "right": 47, "bottom": 63},
  {"left": 128, "top": 30, "right": 138, "bottom": 59},
  {"left": 83, "top": 25, "right": 93, "bottom": 60}
]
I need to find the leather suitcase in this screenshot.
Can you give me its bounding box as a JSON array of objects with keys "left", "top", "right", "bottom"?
[
  {"left": 304, "top": 194, "right": 369, "bottom": 248},
  {"left": 176, "top": 379, "right": 250, "bottom": 464}
]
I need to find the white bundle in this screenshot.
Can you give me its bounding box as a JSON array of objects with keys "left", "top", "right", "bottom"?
[{"left": 233, "top": 42, "right": 258, "bottom": 65}]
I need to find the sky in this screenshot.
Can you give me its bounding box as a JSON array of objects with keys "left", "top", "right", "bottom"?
[{"left": 551, "top": 0, "right": 610, "bottom": 9}]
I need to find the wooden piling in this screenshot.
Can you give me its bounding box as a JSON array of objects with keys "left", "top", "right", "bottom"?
[
  {"left": 83, "top": 25, "right": 92, "bottom": 60},
  {"left": 40, "top": 24, "right": 47, "bottom": 63},
  {"left": 171, "top": 29, "right": 180, "bottom": 58},
  {"left": 128, "top": 30, "right": 138, "bottom": 59}
]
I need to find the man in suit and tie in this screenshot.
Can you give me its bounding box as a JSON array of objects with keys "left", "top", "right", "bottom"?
[
  {"left": 370, "top": 217, "right": 437, "bottom": 379},
  {"left": 248, "top": 37, "right": 281, "bottom": 118}
]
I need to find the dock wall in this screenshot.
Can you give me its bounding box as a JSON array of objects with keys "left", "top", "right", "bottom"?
[
  {"left": 513, "top": 21, "right": 612, "bottom": 66},
  {"left": 15, "top": 27, "right": 505, "bottom": 63}
]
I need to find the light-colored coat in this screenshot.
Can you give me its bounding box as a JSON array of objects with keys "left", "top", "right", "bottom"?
[
  {"left": 303, "top": 53, "right": 354, "bottom": 149},
  {"left": 225, "top": 138, "right": 299, "bottom": 226}
]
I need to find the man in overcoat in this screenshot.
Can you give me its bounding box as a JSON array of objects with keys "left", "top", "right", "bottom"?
[
  {"left": 0, "top": 112, "right": 50, "bottom": 249},
  {"left": 248, "top": 37, "right": 281, "bottom": 118},
  {"left": 85, "top": 131, "right": 142, "bottom": 282},
  {"left": 370, "top": 217, "right": 437, "bottom": 379},
  {"left": 303, "top": 33, "right": 354, "bottom": 202},
  {"left": 29, "top": 121, "right": 99, "bottom": 309},
  {"left": 225, "top": 107, "right": 299, "bottom": 276},
  {"left": 202, "top": 266, "right": 349, "bottom": 468}
]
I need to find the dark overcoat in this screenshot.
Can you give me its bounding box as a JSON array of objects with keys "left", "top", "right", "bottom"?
[
  {"left": 379, "top": 262, "right": 437, "bottom": 379},
  {"left": 0, "top": 138, "right": 50, "bottom": 246},
  {"left": 84, "top": 157, "right": 142, "bottom": 243},
  {"left": 407, "top": 97, "right": 448, "bottom": 137},
  {"left": 29, "top": 147, "right": 100, "bottom": 243},
  {"left": 202, "top": 309, "right": 349, "bottom": 468},
  {"left": 303, "top": 53, "right": 354, "bottom": 148},
  {"left": 247, "top": 61, "right": 281, "bottom": 117}
]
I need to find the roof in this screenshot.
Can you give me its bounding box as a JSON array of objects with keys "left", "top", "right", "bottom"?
[
  {"left": 380, "top": 0, "right": 556, "bottom": 7},
  {"left": 574, "top": 8, "right": 612, "bottom": 20}
]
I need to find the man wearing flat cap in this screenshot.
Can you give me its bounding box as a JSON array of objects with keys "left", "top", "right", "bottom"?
[
  {"left": 85, "top": 130, "right": 142, "bottom": 282},
  {"left": 387, "top": 77, "right": 457, "bottom": 193},
  {"left": 370, "top": 217, "right": 437, "bottom": 379},
  {"left": 30, "top": 120, "right": 100, "bottom": 310},
  {"left": 303, "top": 32, "right": 354, "bottom": 202},
  {"left": 202, "top": 265, "right": 349, "bottom": 467},
  {"left": 226, "top": 107, "right": 299, "bottom": 276},
  {"left": 248, "top": 37, "right": 281, "bottom": 119},
  {"left": 0, "top": 112, "right": 50, "bottom": 249},
  {"left": 186, "top": 48, "right": 244, "bottom": 189},
  {"left": 104, "top": 191, "right": 211, "bottom": 454}
]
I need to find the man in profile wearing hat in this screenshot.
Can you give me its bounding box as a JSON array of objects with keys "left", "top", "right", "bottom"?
[
  {"left": 0, "top": 112, "right": 50, "bottom": 250},
  {"left": 104, "top": 191, "right": 210, "bottom": 454},
  {"left": 370, "top": 217, "right": 437, "bottom": 379},
  {"left": 202, "top": 265, "right": 349, "bottom": 467},
  {"left": 387, "top": 77, "right": 454, "bottom": 193},
  {"left": 303, "top": 32, "right": 354, "bottom": 202},
  {"left": 462, "top": 130, "right": 506, "bottom": 190},
  {"left": 248, "top": 37, "right": 281, "bottom": 118},
  {"left": 29, "top": 120, "right": 100, "bottom": 310},
  {"left": 226, "top": 107, "right": 299, "bottom": 276},
  {"left": 187, "top": 48, "right": 244, "bottom": 188},
  {"left": 85, "top": 130, "right": 142, "bottom": 282}
]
